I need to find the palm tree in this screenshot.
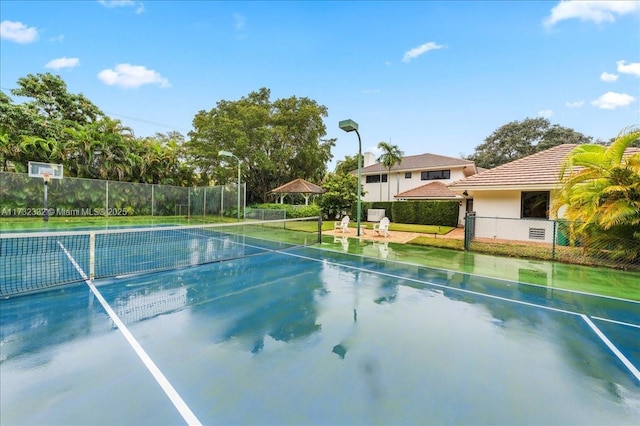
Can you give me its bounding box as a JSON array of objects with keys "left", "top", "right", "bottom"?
[
  {"left": 376, "top": 141, "right": 403, "bottom": 201},
  {"left": 553, "top": 126, "right": 640, "bottom": 262}
]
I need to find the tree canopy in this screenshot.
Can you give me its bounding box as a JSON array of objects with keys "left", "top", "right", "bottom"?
[
  {"left": 467, "top": 117, "right": 593, "bottom": 169},
  {"left": 1, "top": 73, "right": 196, "bottom": 185},
  {"left": 334, "top": 154, "right": 361, "bottom": 175},
  {"left": 186, "top": 88, "right": 335, "bottom": 203},
  {"left": 553, "top": 127, "right": 640, "bottom": 263},
  {"left": 317, "top": 172, "right": 360, "bottom": 220}
]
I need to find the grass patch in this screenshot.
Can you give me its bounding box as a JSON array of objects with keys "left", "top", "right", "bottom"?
[
  {"left": 470, "top": 241, "right": 554, "bottom": 260},
  {"left": 409, "top": 236, "right": 464, "bottom": 250},
  {"left": 0, "top": 215, "right": 235, "bottom": 232},
  {"left": 389, "top": 223, "right": 454, "bottom": 234},
  {"left": 324, "top": 221, "right": 454, "bottom": 235}
]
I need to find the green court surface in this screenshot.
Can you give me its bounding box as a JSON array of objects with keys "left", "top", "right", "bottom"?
[
  {"left": 1, "top": 233, "right": 639, "bottom": 425},
  {"left": 322, "top": 235, "right": 640, "bottom": 301}
]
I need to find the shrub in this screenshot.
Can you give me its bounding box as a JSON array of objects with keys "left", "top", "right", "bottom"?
[
  {"left": 250, "top": 203, "right": 321, "bottom": 219},
  {"left": 392, "top": 201, "right": 458, "bottom": 227}
]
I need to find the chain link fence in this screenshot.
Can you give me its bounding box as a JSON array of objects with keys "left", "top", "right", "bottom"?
[
  {"left": 464, "top": 213, "right": 640, "bottom": 271},
  {"left": 0, "top": 172, "right": 245, "bottom": 221}
]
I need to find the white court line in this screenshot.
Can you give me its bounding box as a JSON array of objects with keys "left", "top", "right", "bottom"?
[
  {"left": 284, "top": 250, "right": 640, "bottom": 381},
  {"left": 284, "top": 251, "right": 581, "bottom": 317},
  {"left": 58, "top": 242, "right": 202, "bottom": 426},
  {"left": 591, "top": 316, "right": 640, "bottom": 329},
  {"left": 582, "top": 315, "right": 640, "bottom": 383},
  {"left": 311, "top": 245, "right": 640, "bottom": 304}
]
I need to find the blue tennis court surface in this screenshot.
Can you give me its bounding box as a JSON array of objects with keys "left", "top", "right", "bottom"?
[{"left": 1, "top": 246, "right": 639, "bottom": 425}]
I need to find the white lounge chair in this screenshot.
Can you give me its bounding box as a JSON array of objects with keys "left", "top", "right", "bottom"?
[
  {"left": 372, "top": 217, "right": 390, "bottom": 237},
  {"left": 334, "top": 216, "right": 350, "bottom": 233}
]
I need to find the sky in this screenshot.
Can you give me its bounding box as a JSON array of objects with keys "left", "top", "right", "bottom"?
[{"left": 1, "top": 0, "right": 639, "bottom": 169}]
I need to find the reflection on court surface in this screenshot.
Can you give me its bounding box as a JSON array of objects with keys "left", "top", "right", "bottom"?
[{"left": 1, "top": 244, "right": 639, "bottom": 425}]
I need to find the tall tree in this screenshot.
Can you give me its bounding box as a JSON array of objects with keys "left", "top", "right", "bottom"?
[
  {"left": 7, "top": 73, "right": 104, "bottom": 141},
  {"left": 553, "top": 126, "right": 640, "bottom": 262},
  {"left": 317, "top": 172, "right": 361, "bottom": 220},
  {"left": 187, "top": 88, "right": 335, "bottom": 203},
  {"left": 467, "top": 117, "right": 593, "bottom": 169},
  {"left": 376, "top": 141, "right": 403, "bottom": 201},
  {"left": 334, "top": 154, "right": 362, "bottom": 175},
  {"left": 1, "top": 73, "right": 106, "bottom": 173}
]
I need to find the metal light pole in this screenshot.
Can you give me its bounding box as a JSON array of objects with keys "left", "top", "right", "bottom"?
[
  {"left": 218, "top": 150, "right": 241, "bottom": 221},
  {"left": 43, "top": 175, "right": 50, "bottom": 222},
  {"left": 338, "top": 119, "right": 362, "bottom": 236}
]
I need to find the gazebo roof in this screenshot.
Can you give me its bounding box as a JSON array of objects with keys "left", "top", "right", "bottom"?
[{"left": 270, "top": 178, "right": 325, "bottom": 194}]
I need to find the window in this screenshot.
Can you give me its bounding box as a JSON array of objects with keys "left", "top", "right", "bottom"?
[
  {"left": 405, "top": 172, "right": 412, "bottom": 179},
  {"left": 420, "top": 170, "right": 450, "bottom": 180},
  {"left": 521, "top": 191, "right": 549, "bottom": 218},
  {"left": 365, "top": 174, "right": 388, "bottom": 183}
]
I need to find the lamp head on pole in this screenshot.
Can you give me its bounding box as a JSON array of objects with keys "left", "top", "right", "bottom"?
[
  {"left": 339, "top": 119, "right": 359, "bottom": 133},
  {"left": 218, "top": 150, "right": 234, "bottom": 158},
  {"left": 339, "top": 118, "right": 362, "bottom": 237}
]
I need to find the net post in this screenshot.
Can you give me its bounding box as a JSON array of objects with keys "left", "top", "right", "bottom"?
[{"left": 89, "top": 232, "right": 96, "bottom": 280}]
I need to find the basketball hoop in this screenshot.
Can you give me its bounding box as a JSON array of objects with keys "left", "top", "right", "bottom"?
[{"left": 42, "top": 173, "right": 51, "bottom": 185}]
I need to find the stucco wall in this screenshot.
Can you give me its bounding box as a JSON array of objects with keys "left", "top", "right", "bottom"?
[
  {"left": 362, "top": 167, "right": 469, "bottom": 202},
  {"left": 473, "top": 216, "right": 556, "bottom": 243},
  {"left": 468, "top": 190, "right": 559, "bottom": 243},
  {"left": 472, "top": 190, "right": 521, "bottom": 217}
]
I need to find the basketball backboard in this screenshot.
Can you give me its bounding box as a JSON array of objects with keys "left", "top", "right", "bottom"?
[{"left": 28, "top": 162, "right": 64, "bottom": 179}]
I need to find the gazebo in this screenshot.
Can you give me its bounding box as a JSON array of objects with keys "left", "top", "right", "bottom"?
[{"left": 270, "top": 178, "right": 325, "bottom": 205}]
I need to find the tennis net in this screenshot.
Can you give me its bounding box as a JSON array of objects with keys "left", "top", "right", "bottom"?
[{"left": 1, "top": 217, "right": 322, "bottom": 297}]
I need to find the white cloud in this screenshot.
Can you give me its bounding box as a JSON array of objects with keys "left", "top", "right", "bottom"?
[
  {"left": 538, "top": 109, "right": 554, "bottom": 118},
  {"left": 363, "top": 89, "right": 382, "bottom": 94},
  {"left": 232, "top": 13, "right": 248, "bottom": 39},
  {"left": 402, "top": 42, "right": 444, "bottom": 63},
  {"left": 566, "top": 100, "right": 585, "bottom": 108},
  {"left": 616, "top": 60, "right": 640, "bottom": 77},
  {"left": 99, "top": 0, "right": 134, "bottom": 7},
  {"left": 0, "top": 20, "right": 38, "bottom": 43},
  {"left": 544, "top": 0, "right": 639, "bottom": 27},
  {"left": 233, "top": 13, "right": 247, "bottom": 31},
  {"left": 97, "top": 64, "right": 170, "bottom": 89},
  {"left": 99, "top": 0, "right": 144, "bottom": 14},
  {"left": 591, "top": 91, "right": 636, "bottom": 109},
  {"left": 45, "top": 57, "right": 80, "bottom": 70},
  {"left": 600, "top": 72, "right": 618, "bottom": 82}
]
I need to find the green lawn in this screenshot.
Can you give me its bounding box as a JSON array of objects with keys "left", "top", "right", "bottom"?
[
  {"left": 320, "top": 220, "right": 454, "bottom": 235},
  {"left": 0, "top": 215, "right": 236, "bottom": 232}
]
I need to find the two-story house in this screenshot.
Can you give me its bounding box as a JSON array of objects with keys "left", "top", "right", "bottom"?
[{"left": 359, "top": 152, "right": 479, "bottom": 203}]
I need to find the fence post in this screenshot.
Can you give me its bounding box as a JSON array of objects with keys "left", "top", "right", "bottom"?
[
  {"left": 105, "top": 180, "right": 109, "bottom": 218},
  {"left": 318, "top": 216, "right": 323, "bottom": 243},
  {"left": 464, "top": 211, "right": 475, "bottom": 251},
  {"left": 552, "top": 219, "right": 557, "bottom": 260}
]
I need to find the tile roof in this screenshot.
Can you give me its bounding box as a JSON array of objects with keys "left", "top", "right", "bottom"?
[
  {"left": 270, "top": 178, "right": 325, "bottom": 194},
  {"left": 361, "top": 152, "right": 475, "bottom": 174},
  {"left": 448, "top": 144, "right": 640, "bottom": 190},
  {"left": 394, "top": 181, "right": 460, "bottom": 199}
]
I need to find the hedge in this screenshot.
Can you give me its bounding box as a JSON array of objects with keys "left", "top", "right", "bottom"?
[
  {"left": 249, "top": 203, "right": 321, "bottom": 219},
  {"left": 392, "top": 201, "right": 459, "bottom": 227},
  {"left": 350, "top": 200, "right": 458, "bottom": 227}
]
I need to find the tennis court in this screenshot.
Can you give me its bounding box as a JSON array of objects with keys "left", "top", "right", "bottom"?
[{"left": 1, "top": 219, "right": 639, "bottom": 425}]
